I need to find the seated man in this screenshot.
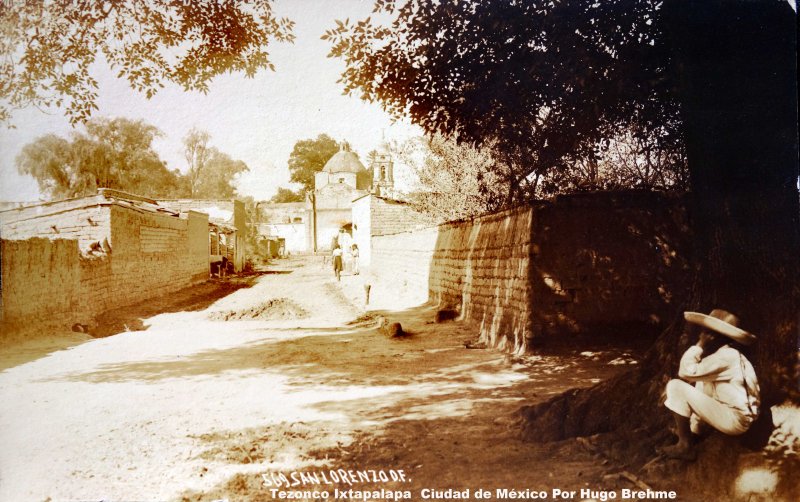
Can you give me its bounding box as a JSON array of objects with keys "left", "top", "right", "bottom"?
[{"left": 661, "top": 309, "right": 760, "bottom": 460}]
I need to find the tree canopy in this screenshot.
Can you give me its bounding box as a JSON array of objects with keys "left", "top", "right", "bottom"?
[
  {"left": 270, "top": 187, "right": 305, "bottom": 203},
  {"left": 16, "top": 117, "right": 183, "bottom": 199},
  {"left": 398, "top": 134, "right": 508, "bottom": 221},
  {"left": 194, "top": 148, "right": 249, "bottom": 199},
  {"left": 17, "top": 117, "right": 248, "bottom": 200},
  {"left": 325, "top": 0, "right": 681, "bottom": 200},
  {"left": 287, "top": 134, "right": 340, "bottom": 192},
  {"left": 0, "top": 0, "right": 294, "bottom": 124},
  {"left": 183, "top": 128, "right": 212, "bottom": 197}
]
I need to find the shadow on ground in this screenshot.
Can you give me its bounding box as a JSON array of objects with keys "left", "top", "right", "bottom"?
[
  {"left": 0, "top": 275, "right": 263, "bottom": 372},
  {"left": 36, "top": 302, "right": 642, "bottom": 502},
  {"left": 92, "top": 275, "right": 261, "bottom": 337}
]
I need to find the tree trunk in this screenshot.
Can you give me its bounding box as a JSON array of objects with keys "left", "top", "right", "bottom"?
[{"left": 520, "top": 0, "right": 798, "bottom": 448}]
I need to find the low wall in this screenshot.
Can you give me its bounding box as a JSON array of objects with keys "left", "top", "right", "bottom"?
[
  {"left": 1, "top": 197, "right": 209, "bottom": 334},
  {"left": 370, "top": 192, "right": 688, "bottom": 353},
  {"left": 373, "top": 206, "right": 533, "bottom": 352},
  {"left": 353, "top": 195, "right": 432, "bottom": 266},
  {"left": 0, "top": 195, "right": 111, "bottom": 251}
]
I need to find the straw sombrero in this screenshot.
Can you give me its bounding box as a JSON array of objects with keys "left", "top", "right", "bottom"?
[{"left": 684, "top": 309, "right": 757, "bottom": 345}]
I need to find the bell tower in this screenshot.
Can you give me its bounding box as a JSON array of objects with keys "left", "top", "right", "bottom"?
[{"left": 370, "top": 136, "right": 394, "bottom": 197}]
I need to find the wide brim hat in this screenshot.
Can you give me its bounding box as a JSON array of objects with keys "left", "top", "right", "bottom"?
[{"left": 684, "top": 309, "right": 757, "bottom": 345}]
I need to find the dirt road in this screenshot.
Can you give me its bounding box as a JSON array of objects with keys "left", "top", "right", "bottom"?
[{"left": 0, "top": 257, "right": 636, "bottom": 502}]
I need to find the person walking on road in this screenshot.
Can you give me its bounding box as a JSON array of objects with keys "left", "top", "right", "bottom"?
[{"left": 332, "top": 244, "right": 344, "bottom": 281}]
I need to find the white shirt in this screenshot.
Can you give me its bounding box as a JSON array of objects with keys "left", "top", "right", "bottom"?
[{"left": 678, "top": 344, "right": 760, "bottom": 417}]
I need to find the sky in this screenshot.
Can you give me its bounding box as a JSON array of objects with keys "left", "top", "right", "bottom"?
[{"left": 0, "top": 0, "right": 423, "bottom": 202}]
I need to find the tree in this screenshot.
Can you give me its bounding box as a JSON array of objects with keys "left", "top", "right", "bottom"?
[
  {"left": 0, "top": 1, "right": 294, "bottom": 125},
  {"left": 287, "top": 134, "right": 340, "bottom": 192},
  {"left": 16, "top": 117, "right": 184, "bottom": 199},
  {"left": 270, "top": 187, "right": 305, "bottom": 203},
  {"left": 183, "top": 128, "right": 211, "bottom": 198},
  {"left": 193, "top": 148, "right": 249, "bottom": 199},
  {"left": 325, "top": 0, "right": 680, "bottom": 203},
  {"left": 82, "top": 117, "right": 184, "bottom": 197},
  {"left": 15, "top": 134, "right": 77, "bottom": 200},
  {"left": 327, "top": 0, "right": 799, "bottom": 474},
  {"left": 398, "top": 134, "right": 508, "bottom": 222},
  {"left": 536, "top": 125, "right": 689, "bottom": 197}
]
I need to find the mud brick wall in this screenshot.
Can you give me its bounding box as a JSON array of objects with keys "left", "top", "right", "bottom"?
[
  {"left": 1, "top": 200, "right": 209, "bottom": 334},
  {"left": 371, "top": 206, "right": 534, "bottom": 353},
  {"left": 0, "top": 198, "right": 111, "bottom": 253},
  {"left": 529, "top": 192, "right": 689, "bottom": 340},
  {"left": 371, "top": 192, "right": 688, "bottom": 353},
  {"left": 371, "top": 226, "right": 440, "bottom": 306},
  {"left": 157, "top": 199, "right": 247, "bottom": 271},
  {"left": 85, "top": 206, "right": 208, "bottom": 312},
  {"left": 429, "top": 207, "right": 534, "bottom": 353},
  {"left": 370, "top": 197, "right": 432, "bottom": 236},
  {"left": 0, "top": 238, "right": 82, "bottom": 324}
]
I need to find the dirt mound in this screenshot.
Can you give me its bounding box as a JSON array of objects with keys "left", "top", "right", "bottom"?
[{"left": 209, "top": 298, "right": 309, "bottom": 321}]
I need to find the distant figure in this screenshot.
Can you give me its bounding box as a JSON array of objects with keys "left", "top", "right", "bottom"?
[
  {"left": 351, "top": 244, "right": 360, "bottom": 275},
  {"left": 660, "top": 309, "right": 760, "bottom": 460},
  {"left": 331, "top": 245, "right": 343, "bottom": 281}
]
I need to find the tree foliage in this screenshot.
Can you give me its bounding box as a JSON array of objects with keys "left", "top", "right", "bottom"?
[
  {"left": 398, "top": 134, "right": 508, "bottom": 222},
  {"left": 270, "top": 187, "right": 305, "bottom": 203},
  {"left": 16, "top": 117, "right": 183, "bottom": 199},
  {"left": 325, "top": 0, "right": 680, "bottom": 200},
  {"left": 193, "top": 147, "right": 248, "bottom": 199},
  {"left": 0, "top": 0, "right": 295, "bottom": 124},
  {"left": 287, "top": 134, "right": 339, "bottom": 192},
  {"left": 183, "top": 127, "right": 211, "bottom": 197},
  {"left": 16, "top": 117, "right": 248, "bottom": 200},
  {"left": 536, "top": 125, "right": 688, "bottom": 197}
]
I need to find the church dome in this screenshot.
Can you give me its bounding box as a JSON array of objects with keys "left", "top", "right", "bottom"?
[{"left": 322, "top": 142, "right": 365, "bottom": 174}]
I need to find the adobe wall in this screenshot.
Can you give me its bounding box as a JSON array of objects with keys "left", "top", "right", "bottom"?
[
  {"left": 353, "top": 195, "right": 433, "bottom": 267},
  {"left": 1, "top": 200, "right": 209, "bottom": 334},
  {"left": 259, "top": 202, "right": 307, "bottom": 225},
  {"left": 370, "top": 192, "right": 688, "bottom": 353},
  {"left": 83, "top": 205, "right": 209, "bottom": 313},
  {"left": 262, "top": 223, "right": 306, "bottom": 253},
  {"left": 313, "top": 208, "right": 353, "bottom": 251},
  {"left": 0, "top": 195, "right": 111, "bottom": 251},
  {"left": 157, "top": 198, "right": 247, "bottom": 271},
  {"left": 371, "top": 206, "right": 533, "bottom": 352},
  {"left": 529, "top": 192, "right": 689, "bottom": 340},
  {"left": 371, "top": 197, "right": 432, "bottom": 236},
  {"left": 0, "top": 238, "right": 82, "bottom": 325}
]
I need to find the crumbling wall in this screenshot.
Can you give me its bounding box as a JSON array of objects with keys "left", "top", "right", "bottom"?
[
  {"left": 80, "top": 206, "right": 208, "bottom": 313},
  {"left": 371, "top": 206, "right": 533, "bottom": 352},
  {"left": 371, "top": 192, "right": 688, "bottom": 353},
  {"left": 0, "top": 201, "right": 111, "bottom": 252},
  {"left": 430, "top": 207, "right": 534, "bottom": 353},
  {"left": 353, "top": 195, "right": 431, "bottom": 266},
  {"left": 370, "top": 197, "right": 431, "bottom": 236},
  {"left": 371, "top": 226, "right": 439, "bottom": 306},
  {"left": 1, "top": 200, "right": 209, "bottom": 334}
]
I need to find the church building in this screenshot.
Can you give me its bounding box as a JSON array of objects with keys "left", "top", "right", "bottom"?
[
  {"left": 308, "top": 142, "right": 372, "bottom": 251},
  {"left": 258, "top": 139, "right": 419, "bottom": 258}
]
